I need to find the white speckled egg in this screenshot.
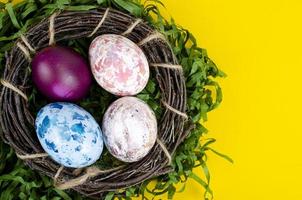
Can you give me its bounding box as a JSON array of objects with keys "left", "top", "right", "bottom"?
[
  {"left": 35, "top": 102, "right": 103, "bottom": 168},
  {"left": 89, "top": 34, "right": 149, "bottom": 96},
  {"left": 102, "top": 97, "right": 157, "bottom": 162}
]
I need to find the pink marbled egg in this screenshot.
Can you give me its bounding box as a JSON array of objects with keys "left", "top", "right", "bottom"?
[
  {"left": 89, "top": 34, "right": 149, "bottom": 96},
  {"left": 102, "top": 97, "right": 157, "bottom": 162}
]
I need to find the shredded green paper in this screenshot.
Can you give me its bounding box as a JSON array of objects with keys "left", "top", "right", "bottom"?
[{"left": 0, "top": 0, "right": 232, "bottom": 199}]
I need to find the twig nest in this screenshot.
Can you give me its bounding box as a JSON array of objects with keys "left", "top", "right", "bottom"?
[
  {"left": 1, "top": 8, "right": 188, "bottom": 198},
  {"left": 89, "top": 34, "right": 149, "bottom": 96},
  {"left": 32, "top": 46, "right": 92, "bottom": 101},
  {"left": 35, "top": 102, "right": 103, "bottom": 168},
  {"left": 102, "top": 97, "right": 157, "bottom": 162}
]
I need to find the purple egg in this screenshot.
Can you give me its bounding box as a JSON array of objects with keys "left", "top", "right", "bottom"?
[{"left": 32, "top": 46, "right": 92, "bottom": 101}]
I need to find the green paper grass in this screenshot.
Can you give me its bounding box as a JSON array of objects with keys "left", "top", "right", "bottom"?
[{"left": 0, "top": 0, "right": 232, "bottom": 199}]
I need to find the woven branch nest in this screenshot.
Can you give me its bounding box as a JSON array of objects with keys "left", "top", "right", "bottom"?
[{"left": 0, "top": 7, "right": 191, "bottom": 199}]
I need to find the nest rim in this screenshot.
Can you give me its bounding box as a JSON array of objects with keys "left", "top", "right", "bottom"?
[{"left": 0, "top": 7, "right": 190, "bottom": 199}]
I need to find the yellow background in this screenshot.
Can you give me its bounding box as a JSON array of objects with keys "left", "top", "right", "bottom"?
[
  {"left": 2, "top": 0, "right": 302, "bottom": 199},
  {"left": 161, "top": 0, "right": 302, "bottom": 199}
]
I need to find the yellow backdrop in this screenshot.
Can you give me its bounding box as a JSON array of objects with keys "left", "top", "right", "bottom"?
[
  {"left": 162, "top": 0, "right": 302, "bottom": 199},
  {"left": 2, "top": 0, "right": 302, "bottom": 199}
]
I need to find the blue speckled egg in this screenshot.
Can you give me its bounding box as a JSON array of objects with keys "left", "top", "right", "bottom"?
[{"left": 35, "top": 102, "right": 103, "bottom": 168}]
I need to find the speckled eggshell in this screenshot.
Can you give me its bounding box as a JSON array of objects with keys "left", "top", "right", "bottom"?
[
  {"left": 89, "top": 34, "right": 149, "bottom": 96},
  {"left": 35, "top": 102, "right": 103, "bottom": 168},
  {"left": 102, "top": 97, "right": 157, "bottom": 162}
]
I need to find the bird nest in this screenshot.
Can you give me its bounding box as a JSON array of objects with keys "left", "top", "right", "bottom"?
[{"left": 0, "top": 7, "right": 192, "bottom": 199}]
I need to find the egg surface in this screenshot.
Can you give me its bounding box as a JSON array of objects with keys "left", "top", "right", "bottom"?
[
  {"left": 102, "top": 97, "right": 157, "bottom": 162},
  {"left": 32, "top": 46, "right": 92, "bottom": 101},
  {"left": 89, "top": 34, "right": 149, "bottom": 96},
  {"left": 35, "top": 102, "right": 103, "bottom": 168}
]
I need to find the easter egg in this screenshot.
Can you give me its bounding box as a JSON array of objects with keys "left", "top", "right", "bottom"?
[
  {"left": 102, "top": 97, "right": 157, "bottom": 162},
  {"left": 32, "top": 46, "right": 92, "bottom": 101},
  {"left": 35, "top": 102, "right": 103, "bottom": 168},
  {"left": 89, "top": 34, "right": 149, "bottom": 96}
]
